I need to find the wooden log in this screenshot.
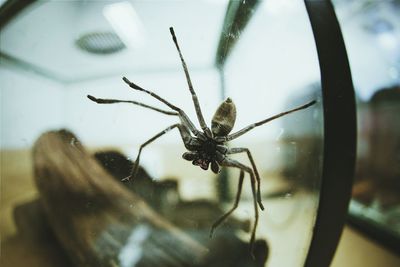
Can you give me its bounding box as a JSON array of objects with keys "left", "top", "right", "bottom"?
[
  {"left": 33, "top": 130, "right": 207, "bottom": 267},
  {"left": 94, "top": 150, "right": 250, "bottom": 233},
  {"left": 13, "top": 198, "right": 50, "bottom": 242}
]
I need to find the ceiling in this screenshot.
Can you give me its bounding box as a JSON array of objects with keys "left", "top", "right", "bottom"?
[
  {"left": 1, "top": 0, "right": 400, "bottom": 100},
  {"left": 0, "top": 0, "right": 229, "bottom": 83}
]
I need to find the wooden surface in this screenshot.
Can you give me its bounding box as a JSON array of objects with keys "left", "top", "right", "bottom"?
[
  {"left": 1, "top": 130, "right": 267, "bottom": 267},
  {"left": 0, "top": 149, "right": 38, "bottom": 239},
  {"left": 332, "top": 226, "right": 400, "bottom": 267},
  {"left": 32, "top": 130, "right": 207, "bottom": 267},
  {"left": 1, "top": 134, "right": 399, "bottom": 266}
]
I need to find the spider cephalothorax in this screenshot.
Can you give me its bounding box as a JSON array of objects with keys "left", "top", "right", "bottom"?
[
  {"left": 182, "top": 136, "right": 225, "bottom": 173},
  {"left": 182, "top": 97, "right": 235, "bottom": 173},
  {"left": 88, "top": 27, "right": 316, "bottom": 255}
]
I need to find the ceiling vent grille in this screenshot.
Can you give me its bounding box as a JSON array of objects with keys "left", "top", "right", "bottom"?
[{"left": 76, "top": 31, "right": 126, "bottom": 54}]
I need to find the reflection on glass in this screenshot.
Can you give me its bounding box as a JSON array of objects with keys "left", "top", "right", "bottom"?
[
  {"left": 0, "top": 1, "right": 324, "bottom": 267},
  {"left": 334, "top": 0, "right": 400, "bottom": 251},
  {"left": 352, "top": 86, "right": 400, "bottom": 236}
]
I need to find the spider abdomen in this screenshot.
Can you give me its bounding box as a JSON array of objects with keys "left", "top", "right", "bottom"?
[{"left": 211, "top": 97, "right": 236, "bottom": 137}]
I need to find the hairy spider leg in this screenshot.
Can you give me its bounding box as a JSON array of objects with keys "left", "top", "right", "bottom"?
[
  {"left": 218, "top": 157, "right": 259, "bottom": 256},
  {"left": 169, "top": 27, "right": 212, "bottom": 138},
  {"left": 226, "top": 100, "right": 317, "bottom": 141},
  {"left": 122, "top": 77, "right": 179, "bottom": 111},
  {"left": 210, "top": 170, "right": 245, "bottom": 238},
  {"left": 227, "top": 147, "right": 264, "bottom": 210},
  {"left": 123, "top": 123, "right": 194, "bottom": 182},
  {"left": 87, "top": 95, "right": 179, "bottom": 116},
  {"left": 122, "top": 77, "right": 206, "bottom": 140}
]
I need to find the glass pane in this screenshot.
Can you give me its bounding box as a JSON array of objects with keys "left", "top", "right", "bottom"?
[
  {"left": 333, "top": 0, "right": 400, "bottom": 251},
  {"left": 222, "top": 1, "right": 323, "bottom": 266},
  {"left": 1, "top": 1, "right": 323, "bottom": 266}
]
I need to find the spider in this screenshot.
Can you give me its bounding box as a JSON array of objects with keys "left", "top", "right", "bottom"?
[{"left": 88, "top": 27, "right": 316, "bottom": 254}]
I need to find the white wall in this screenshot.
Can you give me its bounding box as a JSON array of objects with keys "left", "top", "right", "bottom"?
[
  {"left": 0, "top": 66, "right": 65, "bottom": 149},
  {"left": 224, "top": 0, "right": 321, "bottom": 143},
  {"left": 0, "top": 64, "right": 221, "bottom": 151},
  {"left": 64, "top": 68, "right": 221, "bottom": 149}
]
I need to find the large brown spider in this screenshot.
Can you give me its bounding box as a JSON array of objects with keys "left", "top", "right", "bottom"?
[{"left": 88, "top": 27, "right": 316, "bottom": 253}]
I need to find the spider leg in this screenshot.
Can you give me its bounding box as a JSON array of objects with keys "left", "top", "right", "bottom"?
[
  {"left": 217, "top": 157, "right": 259, "bottom": 255},
  {"left": 177, "top": 123, "right": 200, "bottom": 151},
  {"left": 122, "top": 76, "right": 180, "bottom": 112},
  {"left": 209, "top": 170, "right": 244, "bottom": 238},
  {"left": 87, "top": 95, "right": 179, "bottom": 116},
  {"left": 226, "top": 100, "right": 316, "bottom": 141},
  {"left": 124, "top": 123, "right": 190, "bottom": 182},
  {"left": 169, "top": 27, "right": 212, "bottom": 137},
  {"left": 227, "top": 147, "right": 264, "bottom": 210},
  {"left": 122, "top": 77, "right": 204, "bottom": 138}
]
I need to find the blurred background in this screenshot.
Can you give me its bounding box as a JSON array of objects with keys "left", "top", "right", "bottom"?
[{"left": 0, "top": 0, "right": 399, "bottom": 267}]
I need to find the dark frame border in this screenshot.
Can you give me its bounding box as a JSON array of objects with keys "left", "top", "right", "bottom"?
[
  {"left": 304, "top": 1, "right": 356, "bottom": 266},
  {"left": 0, "top": 0, "right": 36, "bottom": 30}
]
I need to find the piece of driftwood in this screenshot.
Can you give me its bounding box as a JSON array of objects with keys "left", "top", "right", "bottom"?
[
  {"left": 94, "top": 151, "right": 180, "bottom": 212},
  {"left": 33, "top": 130, "right": 208, "bottom": 267},
  {"left": 9, "top": 198, "right": 267, "bottom": 267},
  {"left": 94, "top": 150, "right": 268, "bottom": 266},
  {"left": 13, "top": 198, "right": 51, "bottom": 242},
  {"left": 3, "top": 199, "right": 73, "bottom": 267},
  {"left": 94, "top": 150, "right": 250, "bottom": 233}
]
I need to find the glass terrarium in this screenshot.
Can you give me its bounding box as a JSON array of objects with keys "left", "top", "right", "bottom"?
[{"left": 0, "top": 1, "right": 355, "bottom": 267}]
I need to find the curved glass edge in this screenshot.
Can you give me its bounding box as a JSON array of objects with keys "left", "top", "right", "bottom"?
[{"left": 303, "top": 1, "right": 357, "bottom": 267}]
